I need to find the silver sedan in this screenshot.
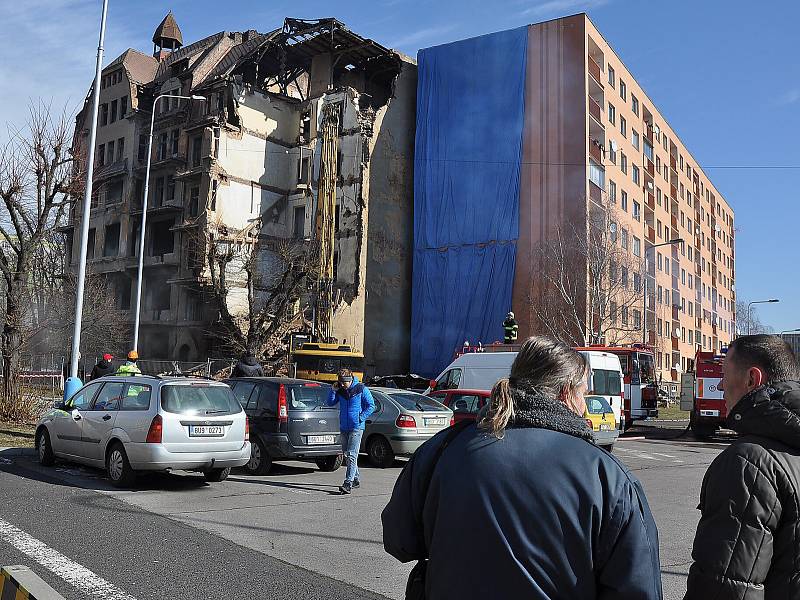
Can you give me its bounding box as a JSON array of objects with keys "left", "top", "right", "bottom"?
[{"left": 361, "top": 387, "right": 453, "bottom": 467}]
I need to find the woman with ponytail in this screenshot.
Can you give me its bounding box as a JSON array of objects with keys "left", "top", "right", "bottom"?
[{"left": 383, "top": 336, "right": 662, "bottom": 600}]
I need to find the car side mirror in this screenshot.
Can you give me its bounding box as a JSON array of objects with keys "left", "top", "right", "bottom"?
[{"left": 429, "top": 380, "right": 437, "bottom": 390}]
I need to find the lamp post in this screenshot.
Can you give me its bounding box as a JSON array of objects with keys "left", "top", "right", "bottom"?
[
  {"left": 746, "top": 299, "right": 779, "bottom": 336},
  {"left": 132, "top": 93, "right": 206, "bottom": 352},
  {"left": 65, "top": 0, "right": 109, "bottom": 400},
  {"left": 643, "top": 239, "right": 684, "bottom": 345}
]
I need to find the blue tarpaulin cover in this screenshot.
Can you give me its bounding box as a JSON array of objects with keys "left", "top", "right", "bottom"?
[{"left": 411, "top": 27, "right": 528, "bottom": 377}]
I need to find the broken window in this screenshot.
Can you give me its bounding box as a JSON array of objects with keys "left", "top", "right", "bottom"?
[
  {"left": 138, "top": 134, "right": 148, "bottom": 161},
  {"left": 153, "top": 176, "right": 164, "bottom": 208},
  {"left": 106, "top": 180, "right": 123, "bottom": 205},
  {"left": 157, "top": 133, "right": 167, "bottom": 161},
  {"left": 150, "top": 283, "right": 171, "bottom": 311},
  {"left": 120, "top": 96, "right": 128, "bottom": 118},
  {"left": 116, "top": 137, "right": 125, "bottom": 162},
  {"left": 297, "top": 155, "right": 311, "bottom": 185},
  {"left": 133, "top": 179, "right": 144, "bottom": 211},
  {"left": 118, "top": 277, "right": 131, "bottom": 310},
  {"left": 293, "top": 205, "right": 306, "bottom": 239},
  {"left": 300, "top": 110, "right": 311, "bottom": 142},
  {"left": 191, "top": 135, "right": 202, "bottom": 167},
  {"left": 150, "top": 220, "right": 174, "bottom": 256},
  {"left": 188, "top": 185, "right": 200, "bottom": 217},
  {"left": 106, "top": 140, "right": 115, "bottom": 165},
  {"left": 170, "top": 129, "right": 179, "bottom": 156},
  {"left": 103, "top": 223, "right": 120, "bottom": 257},
  {"left": 97, "top": 144, "right": 105, "bottom": 167},
  {"left": 87, "top": 228, "right": 96, "bottom": 259},
  {"left": 166, "top": 175, "right": 175, "bottom": 204},
  {"left": 110, "top": 99, "right": 118, "bottom": 123},
  {"left": 130, "top": 222, "right": 140, "bottom": 256},
  {"left": 100, "top": 104, "right": 108, "bottom": 126}
]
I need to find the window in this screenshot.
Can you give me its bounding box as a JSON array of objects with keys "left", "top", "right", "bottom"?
[
  {"left": 633, "top": 201, "right": 641, "bottom": 221},
  {"left": 631, "top": 94, "right": 639, "bottom": 116},
  {"left": 622, "top": 306, "right": 629, "bottom": 326},
  {"left": 188, "top": 186, "right": 200, "bottom": 217},
  {"left": 121, "top": 384, "right": 152, "bottom": 411},
  {"left": 632, "top": 164, "right": 640, "bottom": 185},
  {"left": 589, "top": 162, "right": 605, "bottom": 189},
  {"left": 608, "top": 180, "right": 617, "bottom": 203},
  {"left": 632, "top": 130, "right": 640, "bottom": 150},
  {"left": 106, "top": 140, "right": 115, "bottom": 165},
  {"left": 103, "top": 223, "right": 120, "bottom": 257},
  {"left": 97, "top": 143, "right": 105, "bottom": 167},
  {"left": 657, "top": 220, "right": 663, "bottom": 239},
  {"left": 157, "top": 133, "right": 167, "bottom": 161},
  {"left": 644, "top": 139, "right": 654, "bottom": 162},
  {"left": 120, "top": 96, "right": 128, "bottom": 118},
  {"left": 633, "top": 272, "right": 641, "bottom": 292},
  {"left": 610, "top": 223, "right": 618, "bottom": 243},
  {"left": 621, "top": 190, "right": 628, "bottom": 211},
  {"left": 608, "top": 103, "right": 616, "bottom": 125},
  {"left": 608, "top": 140, "right": 617, "bottom": 164},
  {"left": 608, "top": 65, "right": 615, "bottom": 87},
  {"left": 138, "top": 134, "right": 148, "bottom": 161},
  {"left": 110, "top": 99, "right": 118, "bottom": 123},
  {"left": 621, "top": 229, "right": 629, "bottom": 250},
  {"left": 633, "top": 236, "right": 641, "bottom": 257},
  {"left": 610, "top": 301, "right": 618, "bottom": 323},
  {"left": 154, "top": 176, "right": 164, "bottom": 208},
  {"left": 166, "top": 175, "right": 175, "bottom": 203},
  {"left": 106, "top": 180, "right": 123, "bottom": 205},
  {"left": 633, "top": 309, "right": 641, "bottom": 329},
  {"left": 170, "top": 129, "right": 179, "bottom": 156},
  {"left": 656, "top": 187, "right": 662, "bottom": 206},
  {"left": 100, "top": 103, "right": 108, "bottom": 126},
  {"left": 620, "top": 152, "right": 628, "bottom": 175},
  {"left": 657, "top": 253, "right": 663, "bottom": 271},
  {"left": 620, "top": 116, "right": 627, "bottom": 137},
  {"left": 116, "top": 137, "right": 125, "bottom": 162},
  {"left": 619, "top": 80, "right": 627, "bottom": 101},
  {"left": 92, "top": 382, "right": 124, "bottom": 411},
  {"left": 293, "top": 205, "right": 306, "bottom": 238},
  {"left": 191, "top": 135, "right": 202, "bottom": 167},
  {"left": 66, "top": 382, "right": 104, "bottom": 410}
]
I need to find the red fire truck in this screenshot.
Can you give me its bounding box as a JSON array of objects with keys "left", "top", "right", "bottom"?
[
  {"left": 577, "top": 344, "right": 659, "bottom": 428},
  {"left": 680, "top": 350, "right": 726, "bottom": 437}
]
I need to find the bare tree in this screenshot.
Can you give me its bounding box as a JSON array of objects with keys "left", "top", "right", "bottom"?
[
  {"left": 735, "top": 300, "right": 773, "bottom": 336},
  {"left": 201, "top": 216, "right": 319, "bottom": 362},
  {"left": 527, "top": 204, "right": 646, "bottom": 347},
  {"left": 0, "top": 104, "right": 78, "bottom": 402}
]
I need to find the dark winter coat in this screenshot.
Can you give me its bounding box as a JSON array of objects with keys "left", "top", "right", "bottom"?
[
  {"left": 382, "top": 389, "right": 663, "bottom": 600},
  {"left": 685, "top": 381, "right": 800, "bottom": 600},
  {"left": 231, "top": 355, "right": 264, "bottom": 378},
  {"left": 90, "top": 359, "right": 115, "bottom": 380}
]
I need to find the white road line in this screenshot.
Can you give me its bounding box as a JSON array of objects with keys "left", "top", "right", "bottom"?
[
  {"left": 649, "top": 452, "right": 678, "bottom": 459},
  {"left": 0, "top": 518, "right": 137, "bottom": 600}
]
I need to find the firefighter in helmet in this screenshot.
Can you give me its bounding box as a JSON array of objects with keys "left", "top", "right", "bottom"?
[{"left": 503, "top": 312, "right": 519, "bottom": 344}]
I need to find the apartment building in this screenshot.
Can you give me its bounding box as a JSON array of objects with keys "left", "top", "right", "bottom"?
[
  {"left": 514, "top": 13, "right": 736, "bottom": 382},
  {"left": 68, "top": 14, "right": 416, "bottom": 373}
]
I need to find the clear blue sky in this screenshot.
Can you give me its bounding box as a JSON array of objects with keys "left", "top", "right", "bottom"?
[{"left": 3, "top": 0, "right": 797, "bottom": 331}]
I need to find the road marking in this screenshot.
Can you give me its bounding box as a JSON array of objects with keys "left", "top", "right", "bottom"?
[{"left": 0, "top": 518, "right": 137, "bottom": 600}]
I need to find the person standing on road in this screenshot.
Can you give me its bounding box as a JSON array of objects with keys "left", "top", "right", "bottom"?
[
  {"left": 382, "top": 336, "right": 662, "bottom": 600},
  {"left": 503, "top": 311, "right": 518, "bottom": 344},
  {"left": 684, "top": 334, "right": 800, "bottom": 599},
  {"left": 326, "top": 368, "right": 375, "bottom": 495},
  {"left": 231, "top": 350, "right": 265, "bottom": 377},
  {"left": 90, "top": 353, "right": 115, "bottom": 380},
  {"left": 116, "top": 351, "right": 142, "bottom": 376}
]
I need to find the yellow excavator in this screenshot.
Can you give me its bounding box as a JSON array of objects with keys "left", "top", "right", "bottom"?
[{"left": 292, "top": 102, "right": 364, "bottom": 382}]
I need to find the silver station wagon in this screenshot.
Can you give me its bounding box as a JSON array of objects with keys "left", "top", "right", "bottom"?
[{"left": 35, "top": 376, "right": 250, "bottom": 487}]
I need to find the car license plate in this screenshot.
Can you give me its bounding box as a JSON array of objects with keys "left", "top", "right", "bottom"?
[
  {"left": 308, "top": 435, "right": 335, "bottom": 445},
  {"left": 425, "top": 418, "right": 446, "bottom": 427},
  {"left": 189, "top": 425, "right": 224, "bottom": 437},
  {"left": 599, "top": 423, "right": 611, "bottom": 431}
]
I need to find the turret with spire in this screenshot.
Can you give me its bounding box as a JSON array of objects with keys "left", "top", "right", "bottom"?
[{"left": 153, "top": 11, "right": 183, "bottom": 60}]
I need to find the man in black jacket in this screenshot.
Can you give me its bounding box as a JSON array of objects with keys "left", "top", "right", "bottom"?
[
  {"left": 90, "top": 353, "right": 115, "bottom": 380},
  {"left": 685, "top": 334, "right": 800, "bottom": 600},
  {"left": 232, "top": 351, "right": 264, "bottom": 377}
]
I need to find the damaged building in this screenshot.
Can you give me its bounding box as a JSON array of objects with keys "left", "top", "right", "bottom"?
[{"left": 68, "top": 14, "right": 417, "bottom": 374}]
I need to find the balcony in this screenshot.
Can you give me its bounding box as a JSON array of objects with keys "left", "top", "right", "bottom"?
[
  {"left": 672, "top": 305, "right": 680, "bottom": 320},
  {"left": 588, "top": 96, "right": 603, "bottom": 124},
  {"left": 646, "top": 158, "right": 655, "bottom": 177},
  {"left": 670, "top": 155, "right": 677, "bottom": 171},
  {"left": 588, "top": 55, "right": 603, "bottom": 86},
  {"left": 647, "top": 226, "right": 655, "bottom": 243},
  {"left": 671, "top": 215, "right": 678, "bottom": 229},
  {"left": 589, "top": 139, "right": 602, "bottom": 163},
  {"left": 670, "top": 184, "right": 678, "bottom": 200},
  {"left": 589, "top": 181, "right": 603, "bottom": 204},
  {"left": 672, "top": 337, "right": 680, "bottom": 351},
  {"left": 646, "top": 192, "right": 655, "bottom": 210},
  {"left": 94, "top": 158, "right": 128, "bottom": 181}
]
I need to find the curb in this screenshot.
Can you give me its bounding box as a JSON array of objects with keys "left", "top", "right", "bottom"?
[{"left": 1, "top": 565, "right": 66, "bottom": 599}]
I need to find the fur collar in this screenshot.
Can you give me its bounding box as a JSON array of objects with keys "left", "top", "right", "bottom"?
[{"left": 508, "top": 385, "right": 594, "bottom": 442}]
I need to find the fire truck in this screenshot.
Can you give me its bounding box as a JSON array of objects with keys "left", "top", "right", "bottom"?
[
  {"left": 680, "top": 350, "right": 726, "bottom": 437},
  {"left": 589, "top": 345, "right": 658, "bottom": 427}
]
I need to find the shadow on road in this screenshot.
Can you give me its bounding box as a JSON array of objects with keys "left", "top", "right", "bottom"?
[
  {"left": 623, "top": 424, "right": 736, "bottom": 449},
  {"left": 226, "top": 476, "right": 342, "bottom": 495}
]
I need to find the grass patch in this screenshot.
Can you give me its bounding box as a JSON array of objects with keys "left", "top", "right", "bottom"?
[
  {"left": 0, "top": 420, "right": 36, "bottom": 448},
  {"left": 656, "top": 404, "right": 690, "bottom": 420}
]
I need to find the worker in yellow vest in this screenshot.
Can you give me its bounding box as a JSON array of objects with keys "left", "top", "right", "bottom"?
[{"left": 116, "top": 350, "right": 142, "bottom": 375}]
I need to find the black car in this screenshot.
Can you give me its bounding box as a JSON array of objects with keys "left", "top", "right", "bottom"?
[{"left": 225, "top": 377, "right": 343, "bottom": 475}]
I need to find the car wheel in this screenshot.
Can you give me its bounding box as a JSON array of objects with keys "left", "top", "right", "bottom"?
[
  {"left": 203, "top": 467, "right": 231, "bottom": 482},
  {"left": 315, "top": 454, "right": 344, "bottom": 472},
  {"left": 367, "top": 436, "right": 395, "bottom": 468},
  {"left": 106, "top": 442, "right": 136, "bottom": 488},
  {"left": 36, "top": 428, "right": 55, "bottom": 466},
  {"left": 244, "top": 438, "right": 272, "bottom": 475},
  {"left": 601, "top": 444, "right": 614, "bottom": 453}
]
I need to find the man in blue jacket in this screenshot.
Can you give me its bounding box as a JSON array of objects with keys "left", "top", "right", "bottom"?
[{"left": 326, "top": 368, "right": 375, "bottom": 494}]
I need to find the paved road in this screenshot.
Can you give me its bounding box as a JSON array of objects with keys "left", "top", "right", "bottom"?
[{"left": 0, "top": 428, "right": 729, "bottom": 599}]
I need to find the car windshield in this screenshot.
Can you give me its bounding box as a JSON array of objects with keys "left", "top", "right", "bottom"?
[
  {"left": 288, "top": 383, "right": 331, "bottom": 410},
  {"left": 161, "top": 384, "right": 241, "bottom": 415},
  {"left": 586, "top": 395, "right": 614, "bottom": 415},
  {"left": 389, "top": 392, "right": 446, "bottom": 412},
  {"left": 637, "top": 353, "right": 656, "bottom": 384}
]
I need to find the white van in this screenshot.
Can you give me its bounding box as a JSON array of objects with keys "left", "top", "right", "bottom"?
[
  {"left": 427, "top": 349, "right": 625, "bottom": 430},
  {"left": 426, "top": 352, "right": 516, "bottom": 394},
  {"left": 578, "top": 350, "right": 625, "bottom": 431}
]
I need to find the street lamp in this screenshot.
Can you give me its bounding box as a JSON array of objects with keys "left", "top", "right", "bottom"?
[
  {"left": 643, "top": 239, "right": 684, "bottom": 345},
  {"left": 65, "top": 0, "right": 109, "bottom": 400},
  {"left": 132, "top": 93, "right": 206, "bottom": 352},
  {"left": 746, "top": 299, "right": 779, "bottom": 336}
]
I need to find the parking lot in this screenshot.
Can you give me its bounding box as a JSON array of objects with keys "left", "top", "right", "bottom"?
[{"left": 0, "top": 425, "right": 727, "bottom": 600}]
